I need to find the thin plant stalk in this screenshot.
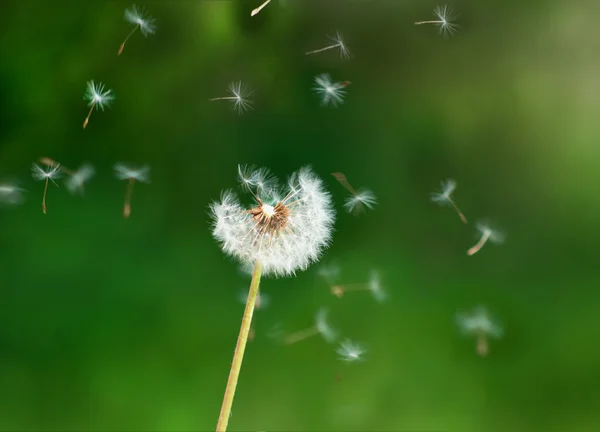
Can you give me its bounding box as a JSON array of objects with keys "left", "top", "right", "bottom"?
[
  {"left": 216, "top": 260, "right": 263, "bottom": 432},
  {"left": 42, "top": 178, "right": 49, "bottom": 214},
  {"left": 305, "top": 44, "right": 339, "bottom": 56},
  {"left": 118, "top": 25, "right": 139, "bottom": 55},
  {"left": 209, "top": 97, "right": 237, "bottom": 102},
  {"left": 448, "top": 199, "right": 468, "bottom": 224},
  {"left": 83, "top": 101, "right": 96, "bottom": 129},
  {"left": 283, "top": 326, "right": 320, "bottom": 345},
  {"left": 123, "top": 178, "right": 135, "bottom": 219},
  {"left": 467, "top": 230, "right": 492, "bottom": 256},
  {"left": 251, "top": 0, "right": 272, "bottom": 16},
  {"left": 414, "top": 20, "right": 443, "bottom": 25}
]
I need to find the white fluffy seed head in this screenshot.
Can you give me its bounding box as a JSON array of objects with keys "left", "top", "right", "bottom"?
[
  {"left": 336, "top": 339, "right": 366, "bottom": 362},
  {"left": 210, "top": 165, "right": 336, "bottom": 277},
  {"left": 456, "top": 306, "right": 504, "bottom": 339}
]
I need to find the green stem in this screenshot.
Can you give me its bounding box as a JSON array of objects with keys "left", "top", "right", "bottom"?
[{"left": 216, "top": 260, "right": 263, "bottom": 432}]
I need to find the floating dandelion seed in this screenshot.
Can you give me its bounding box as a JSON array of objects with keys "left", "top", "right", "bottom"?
[
  {"left": 118, "top": 4, "right": 157, "bottom": 55},
  {"left": 456, "top": 305, "right": 503, "bottom": 357},
  {"left": 332, "top": 172, "right": 377, "bottom": 214},
  {"left": 0, "top": 181, "right": 26, "bottom": 205},
  {"left": 251, "top": 0, "right": 272, "bottom": 16},
  {"left": 415, "top": 4, "right": 459, "bottom": 37},
  {"left": 209, "top": 81, "right": 253, "bottom": 114},
  {"left": 40, "top": 157, "right": 95, "bottom": 196},
  {"left": 31, "top": 162, "right": 63, "bottom": 214},
  {"left": 336, "top": 339, "right": 367, "bottom": 362},
  {"left": 284, "top": 307, "right": 339, "bottom": 345},
  {"left": 313, "top": 74, "right": 350, "bottom": 107},
  {"left": 83, "top": 80, "right": 114, "bottom": 129},
  {"left": 306, "top": 31, "right": 351, "bottom": 59},
  {"left": 467, "top": 221, "right": 505, "bottom": 256},
  {"left": 331, "top": 270, "right": 387, "bottom": 303},
  {"left": 317, "top": 262, "right": 341, "bottom": 286},
  {"left": 211, "top": 165, "right": 335, "bottom": 432},
  {"left": 430, "top": 178, "right": 467, "bottom": 224},
  {"left": 114, "top": 163, "right": 151, "bottom": 219}
]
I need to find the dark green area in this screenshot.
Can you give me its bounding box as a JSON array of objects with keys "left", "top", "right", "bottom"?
[{"left": 1, "top": 0, "right": 599, "bottom": 431}]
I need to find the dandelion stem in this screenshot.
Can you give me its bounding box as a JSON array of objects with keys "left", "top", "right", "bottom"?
[
  {"left": 83, "top": 101, "right": 95, "bottom": 129},
  {"left": 305, "top": 44, "right": 339, "bottom": 55},
  {"left": 476, "top": 333, "right": 489, "bottom": 357},
  {"left": 208, "top": 97, "right": 237, "bottom": 101},
  {"left": 251, "top": 0, "right": 272, "bottom": 16},
  {"left": 42, "top": 178, "right": 48, "bottom": 214},
  {"left": 467, "top": 230, "right": 491, "bottom": 256},
  {"left": 123, "top": 178, "right": 135, "bottom": 219},
  {"left": 119, "top": 25, "right": 139, "bottom": 55},
  {"left": 216, "top": 260, "right": 263, "bottom": 432},
  {"left": 414, "top": 20, "right": 444, "bottom": 25},
  {"left": 448, "top": 199, "right": 468, "bottom": 224},
  {"left": 283, "top": 326, "right": 320, "bottom": 345}
]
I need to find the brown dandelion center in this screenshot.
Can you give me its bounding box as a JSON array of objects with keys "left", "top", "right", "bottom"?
[{"left": 249, "top": 201, "right": 290, "bottom": 234}]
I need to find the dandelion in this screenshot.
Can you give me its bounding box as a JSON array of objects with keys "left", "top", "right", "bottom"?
[
  {"left": 40, "top": 157, "right": 95, "bottom": 196},
  {"left": 330, "top": 270, "right": 387, "bottom": 303},
  {"left": 209, "top": 81, "right": 253, "bottom": 114},
  {"left": 331, "top": 172, "right": 377, "bottom": 214},
  {"left": 305, "top": 31, "right": 351, "bottom": 59},
  {"left": 313, "top": 74, "right": 350, "bottom": 107},
  {"left": 0, "top": 181, "right": 26, "bottom": 205},
  {"left": 31, "top": 162, "right": 63, "bottom": 214},
  {"left": 210, "top": 165, "right": 335, "bottom": 431},
  {"left": 414, "top": 5, "right": 459, "bottom": 37},
  {"left": 284, "top": 307, "right": 339, "bottom": 345},
  {"left": 467, "top": 221, "right": 505, "bottom": 256},
  {"left": 336, "top": 339, "right": 366, "bottom": 362},
  {"left": 118, "top": 4, "right": 157, "bottom": 55},
  {"left": 251, "top": 0, "right": 272, "bottom": 16},
  {"left": 317, "top": 262, "right": 341, "bottom": 286},
  {"left": 430, "top": 178, "right": 467, "bottom": 224},
  {"left": 83, "top": 80, "right": 114, "bottom": 129},
  {"left": 114, "top": 163, "right": 151, "bottom": 219},
  {"left": 456, "top": 305, "right": 503, "bottom": 357}
]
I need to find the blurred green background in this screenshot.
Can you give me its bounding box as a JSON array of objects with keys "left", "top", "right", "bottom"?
[{"left": 1, "top": 0, "right": 600, "bottom": 430}]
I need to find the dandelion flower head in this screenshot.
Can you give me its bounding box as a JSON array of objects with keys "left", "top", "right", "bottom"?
[{"left": 210, "top": 165, "right": 335, "bottom": 277}]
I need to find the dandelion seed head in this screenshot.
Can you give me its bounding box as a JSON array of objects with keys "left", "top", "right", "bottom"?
[
  {"left": 343, "top": 188, "right": 377, "bottom": 214},
  {"left": 65, "top": 163, "right": 95, "bottom": 195},
  {"left": 456, "top": 306, "right": 504, "bottom": 339},
  {"left": 31, "top": 163, "right": 63, "bottom": 183},
  {"left": 475, "top": 221, "right": 505, "bottom": 244},
  {"left": 315, "top": 307, "right": 338, "bottom": 343},
  {"left": 336, "top": 339, "right": 366, "bottom": 362},
  {"left": 430, "top": 178, "right": 456, "bottom": 205},
  {"left": 210, "top": 165, "right": 335, "bottom": 277},
  {"left": 313, "top": 74, "right": 346, "bottom": 107},
  {"left": 434, "top": 4, "right": 459, "bottom": 37},
  {"left": 0, "top": 182, "right": 26, "bottom": 205},
  {"left": 228, "top": 81, "right": 254, "bottom": 114},
  {"left": 328, "top": 31, "right": 352, "bottom": 59},
  {"left": 84, "top": 81, "right": 114, "bottom": 111},
  {"left": 125, "top": 4, "right": 157, "bottom": 36},
  {"left": 114, "top": 163, "right": 151, "bottom": 183},
  {"left": 317, "top": 262, "right": 340, "bottom": 284},
  {"left": 368, "top": 270, "right": 387, "bottom": 303}
]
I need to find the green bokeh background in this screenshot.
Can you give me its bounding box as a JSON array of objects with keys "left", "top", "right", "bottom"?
[{"left": 1, "top": 0, "right": 600, "bottom": 430}]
